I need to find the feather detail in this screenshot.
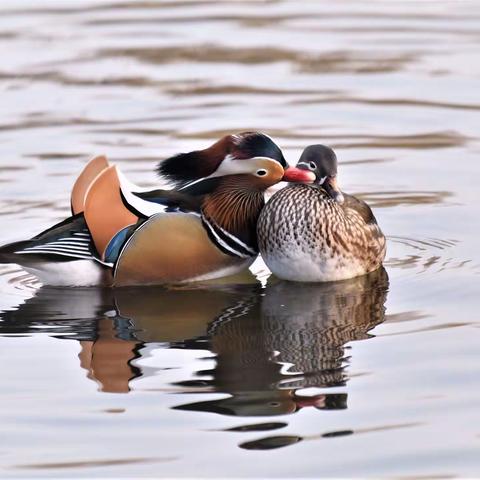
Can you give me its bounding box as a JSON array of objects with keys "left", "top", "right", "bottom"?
[
  {"left": 157, "top": 136, "right": 233, "bottom": 187},
  {"left": 0, "top": 214, "right": 96, "bottom": 265},
  {"left": 134, "top": 188, "right": 203, "bottom": 212},
  {"left": 156, "top": 132, "right": 287, "bottom": 186},
  {"left": 201, "top": 176, "right": 265, "bottom": 252}
]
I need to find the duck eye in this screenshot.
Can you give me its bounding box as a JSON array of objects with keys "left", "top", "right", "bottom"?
[
  {"left": 256, "top": 169, "right": 268, "bottom": 177},
  {"left": 309, "top": 162, "right": 317, "bottom": 170}
]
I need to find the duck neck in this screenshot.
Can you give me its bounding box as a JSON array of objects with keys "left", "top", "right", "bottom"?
[{"left": 201, "top": 177, "right": 265, "bottom": 258}]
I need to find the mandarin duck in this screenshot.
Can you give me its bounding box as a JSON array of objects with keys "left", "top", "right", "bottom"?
[
  {"left": 257, "top": 144, "right": 386, "bottom": 282},
  {"left": 0, "top": 132, "right": 313, "bottom": 286}
]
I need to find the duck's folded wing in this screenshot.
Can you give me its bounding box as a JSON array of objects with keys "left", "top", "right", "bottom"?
[
  {"left": 133, "top": 189, "right": 202, "bottom": 213},
  {"left": 0, "top": 214, "right": 95, "bottom": 264},
  {"left": 71, "top": 155, "right": 110, "bottom": 215},
  {"left": 343, "top": 193, "right": 378, "bottom": 225},
  {"left": 343, "top": 193, "right": 386, "bottom": 256},
  {"left": 84, "top": 166, "right": 140, "bottom": 260},
  {"left": 1, "top": 159, "right": 202, "bottom": 267},
  {"left": 84, "top": 164, "right": 204, "bottom": 260}
]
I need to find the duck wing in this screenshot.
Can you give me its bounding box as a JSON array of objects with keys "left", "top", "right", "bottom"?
[
  {"left": 0, "top": 213, "right": 94, "bottom": 264},
  {"left": 342, "top": 193, "right": 379, "bottom": 225},
  {"left": 84, "top": 166, "right": 140, "bottom": 259},
  {"left": 133, "top": 189, "right": 202, "bottom": 213},
  {"left": 71, "top": 155, "right": 110, "bottom": 215},
  {"left": 131, "top": 176, "right": 222, "bottom": 213},
  {"left": 84, "top": 165, "right": 203, "bottom": 263},
  {"left": 342, "top": 193, "right": 386, "bottom": 259},
  {"left": 0, "top": 159, "right": 204, "bottom": 273}
]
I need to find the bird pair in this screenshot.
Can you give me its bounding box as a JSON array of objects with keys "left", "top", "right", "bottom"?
[{"left": 0, "top": 132, "right": 386, "bottom": 286}]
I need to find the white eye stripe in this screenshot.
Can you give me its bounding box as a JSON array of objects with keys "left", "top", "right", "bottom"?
[
  {"left": 179, "top": 156, "right": 278, "bottom": 189},
  {"left": 218, "top": 156, "right": 278, "bottom": 175}
]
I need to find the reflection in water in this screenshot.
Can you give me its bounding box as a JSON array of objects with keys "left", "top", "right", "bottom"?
[
  {"left": 174, "top": 268, "right": 388, "bottom": 417},
  {"left": 356, "top": 190, "right": 452, "bottom": 208},
  {"left": 386, "top": 236, "right": 471, "bottom": 275},
  {"left": 0, "top": 268, "right": 388, "bottom": 415},
  {"left": 0, "top": 283, "right": 257, "bottom": 393},
  {"left": 239, "top": 421, "right": 419, "bottom": 451},
  {"left": 100, "top": 45, "right": 415, "bottom": 75}
]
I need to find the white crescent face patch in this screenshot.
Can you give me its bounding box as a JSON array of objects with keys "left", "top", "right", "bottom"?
[
  {"left": 177, "top": 156, "right": 282, "bottom": 191},
  {"left": 212, "top": 155, "right": 281, "bottom": 177}
]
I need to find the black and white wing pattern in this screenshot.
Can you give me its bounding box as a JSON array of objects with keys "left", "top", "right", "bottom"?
[{"left": 0, "top": 214, "right": 96, "bottom": 263}]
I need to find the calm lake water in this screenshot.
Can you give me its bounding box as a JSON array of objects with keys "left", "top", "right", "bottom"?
[{"left": 1, "top": 1, "right": 480, "bottom": 478}]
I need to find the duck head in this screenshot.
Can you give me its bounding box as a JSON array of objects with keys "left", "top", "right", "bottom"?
[
  {"left": 296, "top": 144, "right": 344, "bottom": 204},
  {"left": 157, "top": 132, "right": 314, "bottom": 188},
  {"left": 153, "top": 133, "right": 314, "bottom": 254}
]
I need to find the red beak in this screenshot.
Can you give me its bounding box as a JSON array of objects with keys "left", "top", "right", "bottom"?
[{"left": 282, "top": 167, "right": 316, "bottom": 183}]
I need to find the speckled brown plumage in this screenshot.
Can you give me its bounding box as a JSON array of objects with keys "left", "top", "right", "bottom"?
[{"left": 257, "top": 183, "right": 386, "bottom": 282}]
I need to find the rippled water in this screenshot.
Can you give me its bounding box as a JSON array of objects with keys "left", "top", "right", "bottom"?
[{"left": 1, "top": 1, "right": 480, "bottom": 477}]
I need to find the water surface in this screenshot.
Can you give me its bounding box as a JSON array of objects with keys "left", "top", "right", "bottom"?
[{"left": 1, "top": 1, "right": 480, "bottom": 478}]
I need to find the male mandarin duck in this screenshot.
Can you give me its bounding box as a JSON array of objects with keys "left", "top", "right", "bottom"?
[
  {"left": 0, "top": 132, "right": 314, "bottom": 286},
  {"left": 257, "top": 144, "right": 386, "bottom": 282}
]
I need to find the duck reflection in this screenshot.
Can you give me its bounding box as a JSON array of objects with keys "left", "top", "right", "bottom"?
[
  {"left": 0, "top": 268, "right": 388, "bottom": 411},
  {"left": 174, "top": 268, "right": 388, "bottom": 416},
  {"left": 0, "top": 282, "right": 257, "bottom": 393}
]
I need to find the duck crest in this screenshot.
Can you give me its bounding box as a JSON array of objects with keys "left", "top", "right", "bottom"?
[
  {"left": 201, "top": 176, "right": 265, "bottom": 258},
  {"left": 157, "top": 136, "right": 232, "bottom": 187},
  {"left": 157, "top": 132, "right": 287, "bottom": 188}
]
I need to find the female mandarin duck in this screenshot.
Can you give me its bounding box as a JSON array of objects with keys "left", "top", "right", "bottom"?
[
  {"left": 0, "top": 132, "right": 314, "bottom": 286},
  {"left": 257, "top": 144, "right": 386, "bottom": 282}
]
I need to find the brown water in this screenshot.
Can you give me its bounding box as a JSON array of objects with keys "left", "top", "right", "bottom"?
[{"left": 1, "top": 1, "right": 480, "bottom": 477}]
